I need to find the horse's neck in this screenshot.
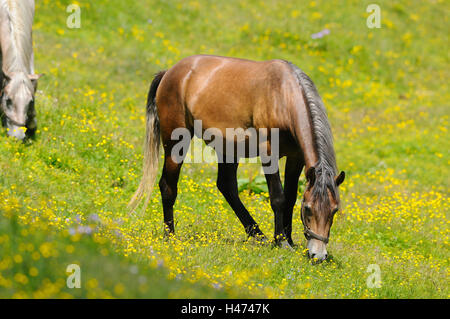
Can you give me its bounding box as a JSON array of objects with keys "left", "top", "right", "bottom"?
[
  {"left": 0, "top": 0, "right": 34, "bottom": 75},
  {"left": 291, "top": 102, "right": 319, "bottom": 170}
]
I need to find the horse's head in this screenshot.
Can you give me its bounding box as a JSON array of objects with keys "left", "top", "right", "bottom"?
[
  {"left": 301, "top": 166, "right": 345, "bottom": 263},
  {"left": 1, "top": 71, "right": 41, "bottom": 140}
]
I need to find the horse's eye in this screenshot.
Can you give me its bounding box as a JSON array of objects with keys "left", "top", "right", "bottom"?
[
  {"left": 304, "top": 205, "right": 312, "bottom": 215},
  {"left": 6, "top": 98, "right": 12, "bottom": 108}
]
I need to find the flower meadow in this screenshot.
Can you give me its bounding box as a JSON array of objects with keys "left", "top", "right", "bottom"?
[{"left": 0, "top": 0, "right": 448, "bottom": 298}]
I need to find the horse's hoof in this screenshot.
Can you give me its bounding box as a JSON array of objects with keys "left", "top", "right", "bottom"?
[
  {"left": 272, "top": 239, "right": 294, "bottom": 251},
  {"left": 255, "top": 234, "right": 269, "bottom": 243},
  {"left": 246, "top": 234, "right": 269, "bottom": 245},
  {"left": 163, "top": 230, "right": 175, "bottom": 240},
  {"left": 288, "top": 240, "right": 298, "bottom": 249},
  {"left": 280, "top": 240, "right": 295, "bottom": 251},
  {"left": 257, "top": 238, "right": 270, "bottom": 246}
]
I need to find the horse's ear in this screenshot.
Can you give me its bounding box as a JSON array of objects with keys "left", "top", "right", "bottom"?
[
  {"left": 306, "top": 166, "right": 316, "bottom": 186},
  {"left": 29, "top": 74, "right": 44, "bottom": 91},
  {"left": 335, "top": 171, "right": 345, "bottom": 187}
]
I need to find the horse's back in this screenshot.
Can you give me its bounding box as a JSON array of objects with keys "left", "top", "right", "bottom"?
[{"left": 156, "top": 55, "right": 298, "bottom": 132}]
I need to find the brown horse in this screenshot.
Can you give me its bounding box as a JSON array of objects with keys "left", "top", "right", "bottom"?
[{"left": 130, "top": 55, "right": 345, "bottom": 262}]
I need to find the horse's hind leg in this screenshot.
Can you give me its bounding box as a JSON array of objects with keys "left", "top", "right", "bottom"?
[
  {"left": 216, "top": 162, "right": 266, "bottom": 240},
  {"left": 159, "top": 151, "right": 183, "bottom": 236},
  {"left": 283, "top": 156, "right": 304, "bottom": 246},
  {"left": 157, "top": 94, "right": 190, "bottom": 236}
]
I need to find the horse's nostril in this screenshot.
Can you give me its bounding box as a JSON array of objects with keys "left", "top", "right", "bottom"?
[
  {"left": 324, "top": 254, "right": 328, "bottom": 260},
  {"left": 310, "top": 253, "right": 316, "bottom": 259}
]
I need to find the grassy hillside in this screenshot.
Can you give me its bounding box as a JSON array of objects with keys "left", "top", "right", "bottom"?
[{"left": 0, "top": 0, "right": 448, "bottom": 298}]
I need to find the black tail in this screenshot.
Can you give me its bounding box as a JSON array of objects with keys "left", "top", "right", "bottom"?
[{"left": 146, "top": 71, "right": 166, "bottom": 115}]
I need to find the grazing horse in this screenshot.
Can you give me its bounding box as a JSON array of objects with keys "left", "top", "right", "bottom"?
[
  {"left": 0, "top": 0, "right": 41, "bottom": 140},
  {"left": 130, "top": 55, "right": 345, "bottom": 262}
]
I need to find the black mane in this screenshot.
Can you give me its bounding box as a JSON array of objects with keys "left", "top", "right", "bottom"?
[{"left": 286, "top": 61, "right": 338, "bottom": 208}]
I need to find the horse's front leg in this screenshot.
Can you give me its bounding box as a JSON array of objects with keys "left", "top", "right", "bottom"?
[
  {"left": 283, "top": 156, "right": 304, "bottom": 246},
  {"left": 263, "top": 164, "right": 291, "bottom": 248}
]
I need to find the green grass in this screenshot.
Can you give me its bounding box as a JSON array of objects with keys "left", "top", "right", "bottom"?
[
  {"left": 0, "top": 0, "right": 448, "bottom": 298},
  {"left": 0, "top": 206, "right": 236, "bottom": 298}
]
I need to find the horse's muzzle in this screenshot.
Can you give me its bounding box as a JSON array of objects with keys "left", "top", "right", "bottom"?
[{"left": 307, "top": 239, "right": 328, "bottom": 263}]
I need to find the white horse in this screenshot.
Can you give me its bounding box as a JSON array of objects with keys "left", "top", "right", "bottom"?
[{"left": 0, "top": 0, "right": 41, "bottom": 140}]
